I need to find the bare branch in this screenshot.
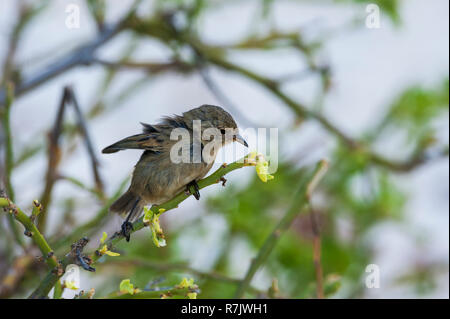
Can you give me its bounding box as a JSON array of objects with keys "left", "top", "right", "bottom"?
[
  {"left": 0, "top": 10, "right": 135, "bottom": 105},
  {"left": 66, "top": 87, "right": 104, "bottom": 196}
]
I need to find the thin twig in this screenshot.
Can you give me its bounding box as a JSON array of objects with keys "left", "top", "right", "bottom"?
[
  {"left": 309, "top": 206, "right": 324, "bottom": 299},
  {"left": 0, "top": 7, "right": 137, "bottom": 105},
  {"left": 1, "top": 1, "right": 28, "bottom": 85},
  {"left": 198, "top": 64, "right": 257, "bottom": 128},
  {"left": 38, "top": 86, "right": 106, "bottom": 231},
  {"left": 37, "top": 87, "right": 71, "bottom": 232},
  {"left": 91, "top": 58, "right": 192, "bottom": 74},
  {"left": 1, "top": 83, "right": 16, "bottom": 202},
  {"left": 0, "top": 83, "right": 26, "bottom": 249},
  {"left": 66, "top": 87, "right": 104, "bottom": 196},
  {"left": 204, "top": 54, "right": 357, "bottom": 147}
]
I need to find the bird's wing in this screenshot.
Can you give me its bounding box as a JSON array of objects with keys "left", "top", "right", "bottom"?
[{"left": 102, "top": 133, "right": 164, "bottom": 154}]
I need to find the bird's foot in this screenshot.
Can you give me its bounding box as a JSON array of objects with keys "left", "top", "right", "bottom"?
[
  {"left": 186, "top": 180, "right": 200, "bottom": 200},
  {"left": 121, "top": 221, "right": 134, "bottom": 242}
]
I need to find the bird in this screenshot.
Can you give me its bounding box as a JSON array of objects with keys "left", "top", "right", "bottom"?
[{"left": 102, "top": 104, "right": 248, "bottom": 241}]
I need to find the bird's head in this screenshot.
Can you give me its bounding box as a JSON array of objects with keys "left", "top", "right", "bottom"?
[{"left": 183, "top": 104, "right": 248, "bottom": 147}]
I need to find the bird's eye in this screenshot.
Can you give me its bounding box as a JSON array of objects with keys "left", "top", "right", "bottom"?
[{"left": 220, "top": 129, "right": 226, "bottom": 135}]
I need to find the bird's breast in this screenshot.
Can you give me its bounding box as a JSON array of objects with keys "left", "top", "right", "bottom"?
[{"left": 131, "top": 156, "right": 214, "bottom": 205}]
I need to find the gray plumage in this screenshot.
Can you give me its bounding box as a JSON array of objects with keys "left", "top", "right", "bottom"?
[{"left": 103, "top": 105, "right": 247, "bottom": 223}]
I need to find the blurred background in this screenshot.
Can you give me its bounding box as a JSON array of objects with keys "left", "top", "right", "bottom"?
[{"left": 0, "top": 0, "right": 448, "bottom": 299}]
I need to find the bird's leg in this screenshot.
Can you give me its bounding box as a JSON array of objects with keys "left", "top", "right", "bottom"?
[
  {"left": 186, "top": 180, "right": 201, "bottom": 200},
  {"left": 121, "top": 199, "right": 138, "bottom": 242},
  {"left": 121, "top": 220, "right": 133, "bottom": 242},
  {"left": 219, "top": 177, "right": 227, "bottom": 187}
]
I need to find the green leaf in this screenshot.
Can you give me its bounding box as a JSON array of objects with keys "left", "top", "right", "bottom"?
[
  {"left": 119, "top": 279, "right": 135, "bottom": 295},
  {"left": 100, "top": 232, "right": 107, "bottom": 244}
]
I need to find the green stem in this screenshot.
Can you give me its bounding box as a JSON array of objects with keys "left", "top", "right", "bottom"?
[
  {"left": 1, "top": 83, "right": 25, "bottom": 249},
  {"left": 104, "top": 287, "right": 195, "bottom": 299},
  {"left": 234, "top": 160, "right": 329, "bottom": 298},
  {"left": 2, "top": 83, "right": 15, "bottom": 201},
  {"left": 106, "top": 257, "right": 267, "bottom": 296},
  {"left": 0, "top": 198, "right": 59, "bottom": 269},
  {"left": 53, "top": 280, "right": 63, "bottom": 299}
]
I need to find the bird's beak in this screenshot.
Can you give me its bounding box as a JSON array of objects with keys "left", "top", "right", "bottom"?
[{"left": 234, "top": 134, "right": 248, "bottom": 147}]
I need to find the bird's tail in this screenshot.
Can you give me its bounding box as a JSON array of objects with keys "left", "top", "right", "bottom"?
[{"left": 110, "top": 189, "right": 143, "bottom": 222}]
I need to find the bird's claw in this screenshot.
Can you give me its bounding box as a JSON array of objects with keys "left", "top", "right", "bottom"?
[
  {"left": 186, "top": 181, "right": 200, "bottom": 200},
  {"left": 121, "top": 221, "right": 134, "bottom": 242}
]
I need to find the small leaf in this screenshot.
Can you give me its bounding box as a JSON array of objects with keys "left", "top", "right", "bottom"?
[
  {"left": 248, "top": 151, "right": 258, "bottom": 160},
  {"left": 143, "top": 207, "right": 153, "bottom": 223},
  {"left": 99, "top": 244, "right": 120, "bottom": 257},
  {"left": 177, "top": 277, "right": 195, "bottom": 289},
  {"left": 187, "top": 292, "right": 197, "bottom": 299},
  {"left": 119, "top": 279, "right": 135, "bottom": 295},
  {"left": 104, "top": 250, "right": 120, "bottom": 257},
  {"left": 324, "top": 274, "right": 342, "bottom": 297},
  {"left": 64, "top": 280, "right": 79, "bottom": 290},
  {"left": 254, "top": 153, "right": 274, "bottom": 182},
  {"left": 100, "top": 232, "right": 107, "bottom": 244},
  {"left": 150, "top": 214, "right": 166, "bottom": 248}
]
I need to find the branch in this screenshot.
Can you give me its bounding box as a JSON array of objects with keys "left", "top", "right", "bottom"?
[
  {"left": 225, "top": 31, "right": 306, "bottom": 51},
  {"left": 0, "top": 6, "right": 138, "bottom": 106},
  {"left": 111, "top": 16, "right": 441, "bottom": 173},
  {"left": 368, "top": 147, "right": 449, "bottom": 172},
  {"left": 203, "top": 54, "right": 358, "bottom": 147},
  {"left": 1, "top": 83, "right": 15, "bottom": 201},
  {"left": 91, "top": 58, "right": 193, "bottom": 74},
  {"left": 197, "top": 64, "right": 258, "bottom": 128},
  {"left": 94, "top": 56, "right": 448, "bottom": 173},
  {"left": 0, "top": 198, "right": 60, "bottom": 270},
  {"left": 309, "top": 206, "right": 324, "bottom": 299},
  {"left": 1, "top": 2, "right": 28, "bottom": 84},
  {"left": 28, "top": 156, "right": 256, "bottom": 299},
  {"left": 203, "top": 55, "right": 448, "bottom": 172},
  {"left": 234, "top": 159, "right": 329, "bottom": 298},
  {"left": 0, "top": 83, "right": 25, "bottom": 249},
  {"left": 38, "top": 86, "right": 106, "bottom": 232},
  {"left": 104, "top": 285, "right": 197, "bottom": 299},
  {"left": 37, "top": 87, "right": 70, "bottom": 231},
  {"left": 66, "top": 87, "right": 105, "bottom": 196},
  {"left": 106, "top": 257, "right": 269, "bottom": 297}
]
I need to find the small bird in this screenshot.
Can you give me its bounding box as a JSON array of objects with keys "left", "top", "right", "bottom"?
[{"left": 102, "top": 104, "right": 248, "bottom": 241}]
